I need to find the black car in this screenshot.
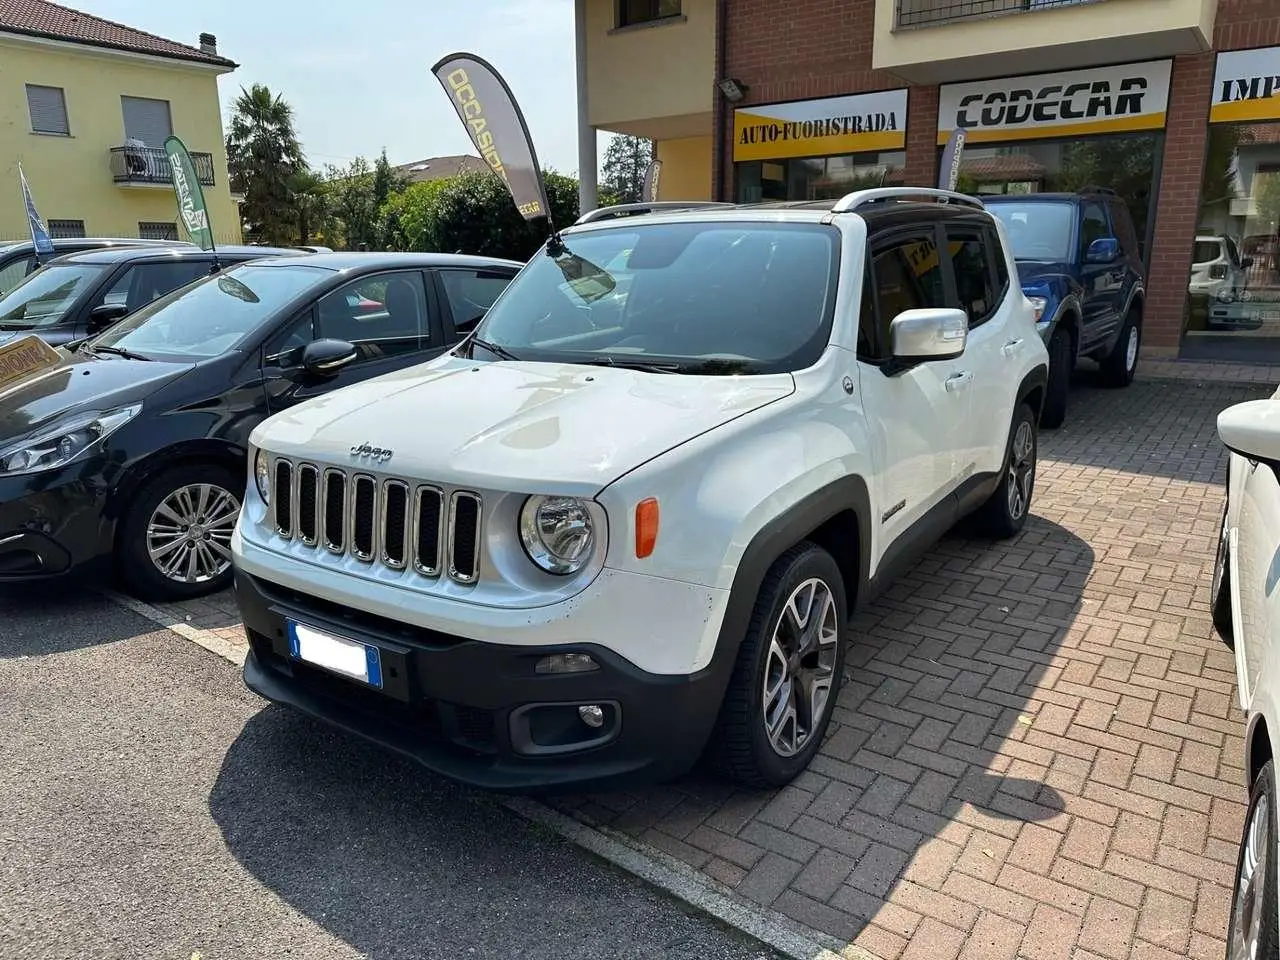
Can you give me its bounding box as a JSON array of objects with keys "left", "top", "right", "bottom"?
[
  {"left": 0, "top": 237, "right": 195, "bottom": 296},
  {"left": 0, "top": 244, "right": 303, "bottom": 350},
  {"left": 0, "top": 251, "right": 522, "bottom": 600}
]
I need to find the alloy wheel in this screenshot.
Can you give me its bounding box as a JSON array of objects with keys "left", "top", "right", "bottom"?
[
  {"left": 145, "top": 482, "right": 241, "bottom": 584},
  {"left": 761, "top": 577, "right": 839, "bottom": 758},
  {"left": 1230, "top": 791, "right": 1270, "bottom": 960},
  {"left": 1006, "top": 420, "right": 1036, "bottom": 522},
  {"left": 1125, "top": 325, "right": 1139, "bottom": 373}
]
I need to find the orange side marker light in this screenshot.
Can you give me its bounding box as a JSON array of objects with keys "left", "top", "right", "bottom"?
[{"left": 635, "top": 498, "right": 660, "bottom": 559}]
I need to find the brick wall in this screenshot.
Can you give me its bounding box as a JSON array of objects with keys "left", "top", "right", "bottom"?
[{"left": 717, "top": 0, "right": 936, "bottom": 198}]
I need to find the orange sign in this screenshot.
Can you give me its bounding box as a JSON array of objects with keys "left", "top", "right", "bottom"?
[{"left": 0, "top": 335, "right": 61, "bottom": 393}]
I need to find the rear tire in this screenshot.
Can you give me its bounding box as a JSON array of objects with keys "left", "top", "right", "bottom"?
[
  {"left": 117, "top": 462, "right": 242, "bottom": 602},
  {"left": 1040, "top": 326, "right": 1071, "bottom": 429},
  {"left": 972, "top": 402, "right": 1038, "bottom": 540},
  {"left": 1099, "top": 307, "right": 1141, "bottom": 388},
  {"left": 1229, "top": 760, "right": 1280, "bottom": 960},
  {"left": 708, "top": 542, "right": 847, "bottom": 788}
]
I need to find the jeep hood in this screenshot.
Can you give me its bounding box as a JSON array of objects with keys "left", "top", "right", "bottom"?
[{"left": 255, "top": 356, "right": 796, "bottom": 495}]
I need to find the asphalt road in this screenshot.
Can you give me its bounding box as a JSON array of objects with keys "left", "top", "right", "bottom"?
[{"left": 0, "top": 590, "right": 781, "bottom": 960}]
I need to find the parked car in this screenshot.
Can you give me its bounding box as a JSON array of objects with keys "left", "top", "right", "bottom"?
[
  {"left": 1190, "top": 234, "right": 1250, "bottom": 301},
  {"left": 0, "top": 237, "right": 195, "bottom": 296},
  {"left": 983, "top": 188, "right": 1146, "bottom": 429},
  {"left": 1211, "top": 390, "right": 1280, "bottom": 958},
  {"left": 0, "top": 244, "right": 299, "bottom": 349},
  {"left": 0, "top": 251, "right": 521, "bottom": 601},
  {"left": 232, "top": 188, "right": 1050, "bottom": 793}
]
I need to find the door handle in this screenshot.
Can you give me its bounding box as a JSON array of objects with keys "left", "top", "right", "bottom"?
[
  {"left": 945, "top": 370, "right": 973, "bottom": 392},
  {"left": 1001, "top": 337, "right": 1023, "bottom": 357}
]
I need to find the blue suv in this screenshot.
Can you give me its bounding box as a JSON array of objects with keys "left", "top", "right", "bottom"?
[{"left": 983, "top": 189, "right": 1145, "bottom": 428}]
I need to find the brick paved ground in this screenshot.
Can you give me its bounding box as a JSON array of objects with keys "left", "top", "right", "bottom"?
[{"left": 150, "top": 368, "right": 1271, "bottom": 960}]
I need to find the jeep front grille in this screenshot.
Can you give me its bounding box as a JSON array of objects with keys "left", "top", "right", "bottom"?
[{"left": 271, "top": 459, "right": 482, "bottom": 583}]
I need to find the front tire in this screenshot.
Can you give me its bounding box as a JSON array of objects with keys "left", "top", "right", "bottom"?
[
  {"left": 708, "top": 542, "right": 847, "bottom": 788},
  {"left": 118, "top": 462, "right": 243, "bottom": 602},
  {"left": 973, "top": 402, "right": 1038, "bottom": 540},
  {"left": 1040, "top": 326, "right": 1071, "bottom": 429},
  {"left": 1229, "top": 759, "right": 1280, "bottom": 960},
  {"left": 1100, "top": 307, "right": 1141, "bottom": 388},
  {"left": 1213, "top": 497, "right": 1235, "bottom": 649}
]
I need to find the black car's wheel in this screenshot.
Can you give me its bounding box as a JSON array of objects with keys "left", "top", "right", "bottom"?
[
  {"left": 973, "top": 402, "right": 1038, "bottom": 540},
  {"left": 1040, "top": 327, "right": 1071, "bottom": 429},
  {"left": 1229, "top": 760, "right": 1280, "bottom": 960},
  {"left": 118, "top": 462, "right": 242, "bottom": 602},
  {"left": 1213, "top": 496, "right": 1235, "bottom": 648},
  {"left": 708, "top": 542, "right": 847, "bottom": 788},
  {"left": 1100, "top": 307, "right": 1141, "bottom": 388}
]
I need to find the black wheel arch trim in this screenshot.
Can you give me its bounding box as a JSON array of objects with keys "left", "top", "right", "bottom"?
[
  {"left": 1017, "top": 364, "right": 1050, "bottom": 419},
  {"left": 106, "top": 438, "right": 247, "bottom": 527}
]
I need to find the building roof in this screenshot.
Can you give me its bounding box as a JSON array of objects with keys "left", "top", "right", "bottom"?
[
  {"left": 393, "top": 154, "right": 492, "bottom": 184},
  {"left": 0, "top": 0, "right": 236, "bottom": 68}
]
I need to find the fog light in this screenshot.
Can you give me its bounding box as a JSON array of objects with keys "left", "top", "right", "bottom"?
[
  {"left": 535, "top": 652, "right": 598, "bottom": 674},
  {"left": 578, "top": 704, "right": 604, "bottom": 728}
]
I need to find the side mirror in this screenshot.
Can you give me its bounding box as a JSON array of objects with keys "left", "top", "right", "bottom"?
[
  {"left": 1219, "top": 399, "right": 1280, "bottom": 464},
  {"left": 1085, "top": 237, "right": 1119, "bottom": 264},
  {"left": 301, "top": 338, "right": 357, "bottom": 376},
  {"left": 889, "top": 307, "right": 968, "bottom": 366},
  {"left": 87, "top": 303, "right": 129, "bottom": 332},
  {"left": 1242, "top": 256, "right": 1255, "bottom": 269}
]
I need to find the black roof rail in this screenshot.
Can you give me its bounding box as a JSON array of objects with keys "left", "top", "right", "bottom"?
[
  {"left": 1077, "top": 185, "right": 1118, "bottom": 196},
  {"left": 573, "top": 201, "right": 736, "bottom": 225}
]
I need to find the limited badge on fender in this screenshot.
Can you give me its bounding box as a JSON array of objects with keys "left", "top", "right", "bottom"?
[{"left": 0, "top": 334, "right": 62, "bottom": 394}]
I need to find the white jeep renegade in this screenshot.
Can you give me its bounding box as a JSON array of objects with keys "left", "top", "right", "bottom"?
[{"left": 231, "top": 188, "right": 1051, "bottom": 792}]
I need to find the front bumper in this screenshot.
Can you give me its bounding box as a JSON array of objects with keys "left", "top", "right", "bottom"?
[
  {"left": 0, "top": 460, "right": 112, "bottom": 581},
  {"left": 235, "top": 570, "right": 727, "bottom": 793}
]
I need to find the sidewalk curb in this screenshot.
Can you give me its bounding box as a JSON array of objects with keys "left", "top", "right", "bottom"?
[{"left": 104, "top": 589, "right": 878, "bottom": 960}]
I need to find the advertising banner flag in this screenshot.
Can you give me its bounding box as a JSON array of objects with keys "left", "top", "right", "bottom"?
[
  {"left": 163, "top": 135, "right": 215, "bottom": 252},
  {"left": 642, "top": 159, "right": 662, "bottom": 202},
  {"left": 431, "top": 52, "right": 552, "bottom": 223},
  {"left": 938, "top": 128, "right": 967, "bottom": 191},
  {"left": 18, "top": 163, "right": 54, "bottom": 258}
]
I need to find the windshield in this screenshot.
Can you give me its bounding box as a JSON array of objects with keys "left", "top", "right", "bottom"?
[
  {"left": 0, "top": 263, "right": 106, "bottom": 330},
  {"left": 985, "top": 202, "right": 1075, "bottom": 262},
  {"left": 90, "top": 263, "right": 331, "bottom": 361},
  {"left": 469, "top": 221, "right": 840, "bottom": 375}
]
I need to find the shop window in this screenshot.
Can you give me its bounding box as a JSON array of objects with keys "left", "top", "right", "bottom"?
[
  {"left": 617, "top": 0, "right": 680, "bottom": 27},
  {"left": 736, "top": 152, "right": 906, "bottom": 203},
  {"left": 1183, "top": 120, "right": 1280, "bottom": 360}
]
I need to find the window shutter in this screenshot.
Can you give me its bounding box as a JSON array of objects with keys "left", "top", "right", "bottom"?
[
  {"left": 120, "top": 96, "right": 173, "bottom": 147},
  {"left": 26, "top": 85, "right": 69, "bottom": 135}
]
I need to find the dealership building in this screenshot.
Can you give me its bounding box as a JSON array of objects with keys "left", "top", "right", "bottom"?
[{"left": 576, "top": 0, "right": 1280, "bottom": 362}]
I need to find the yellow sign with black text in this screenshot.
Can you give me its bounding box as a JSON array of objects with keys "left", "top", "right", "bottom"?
[
  {"left": 1211, "top": 48, "right": 1280, "bottom": 124},
  {"left": 0, "top": 335, "right": 60, "bottom": 394},
  {"left": 733, "top": 90, "right": 908, "bottom": 163}
]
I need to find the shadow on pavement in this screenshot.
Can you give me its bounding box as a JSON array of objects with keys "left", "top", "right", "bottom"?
[
  {"left": 210, "top": 706, "right": 780, "bottom": 960},
  {"left": 0, "top": 585, "right": 156, "bottom": 658}
]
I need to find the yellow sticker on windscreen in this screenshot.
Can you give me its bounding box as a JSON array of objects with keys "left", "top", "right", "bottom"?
[{"left": 0, "top": 335, "right": 62, "bottom": 393}]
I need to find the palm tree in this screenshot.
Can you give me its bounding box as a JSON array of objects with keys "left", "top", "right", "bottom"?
[
  {"left": 287, "top": 168, "right": 331, "bottom": 246},
  {"left": 226, "top": 84, "right": 305, "bottom": 245}
]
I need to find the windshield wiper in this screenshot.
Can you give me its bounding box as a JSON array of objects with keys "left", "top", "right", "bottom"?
[
  {"left": 465, "top": 336, "right": 521, "bottom": 362},
  {"left": 90, "top": 345, "right": 152, "bottom": 362},
  {"left": 583, "top": 355, "right": 681, "bottom": 374}
]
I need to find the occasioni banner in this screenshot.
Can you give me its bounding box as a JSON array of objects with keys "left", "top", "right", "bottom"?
[
  {"left": 733, "top": 89, "right": 908, "bottom": 163},
  {"left": 1211, "top": 47, "right": 1280, "bottom": 124},
  {"left": 937, "top": 60, "right": 1172, "bottom": 145}
]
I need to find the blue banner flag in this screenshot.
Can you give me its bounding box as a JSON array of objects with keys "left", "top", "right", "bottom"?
[{"left": 18, "top": 163, "right": 54, "bottom": 256}]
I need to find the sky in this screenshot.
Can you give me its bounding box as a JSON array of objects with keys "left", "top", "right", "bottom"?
[{"left": 66, "top": 0, "right": 607, "bottom": 175}]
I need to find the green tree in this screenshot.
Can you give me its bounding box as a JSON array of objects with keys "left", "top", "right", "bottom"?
[
  {"left": 225, "top": 84, "right": 305, "bottom": 245},
  {"left": 1255, "top": 170, "right": 1280, "bottom": 234},
  {"left": 325, "top": 157, "right": 381, "bottom": 250},
  {"left": 431, "top": 170, "right": 581, "bottom": 260},
  {"left": 601, "top": 134, "right": 653, "bottom": 203},
  {"left": 381, "top": 179, "right": 451, "bottom": 251},
  {"left": 287, "top": 168, "right": 332, "bottom": 246}
]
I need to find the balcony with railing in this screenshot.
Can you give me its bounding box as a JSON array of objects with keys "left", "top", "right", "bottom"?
[
  {"left": 874, "top": 0, "right": 1216, "bottom": 84},
  {"left": 109, "top": 145, "right": 215, "bottom": 187}
]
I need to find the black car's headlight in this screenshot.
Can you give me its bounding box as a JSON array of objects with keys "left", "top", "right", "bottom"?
[
  {"left": 253, "top": 448, "right": 270, "bottom": 505},
  {"left": 519, "top": 495, "right": 595, "bottom": 575},
  {"left": 0, "top": 404, "right": 141, "bottom": 476}
]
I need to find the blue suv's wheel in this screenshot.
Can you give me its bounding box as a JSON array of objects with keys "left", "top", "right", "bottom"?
[{"left": 1100, "top": 307, "right": 1141, "bottom": 388}]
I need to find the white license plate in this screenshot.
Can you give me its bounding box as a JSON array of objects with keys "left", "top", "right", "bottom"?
[{"left": 287, "top": 620, "right": 383, "bottom": 688}]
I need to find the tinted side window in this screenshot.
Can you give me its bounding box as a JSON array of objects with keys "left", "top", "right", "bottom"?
[
  {"left": 315, "top": 271, "right": 433, "bottom": 361},
  {"left": 1108, "top": 200, "right": 1139, "bottom": 259},
  {"left": 1080, "top": 202, "right": 1110, "bottom": 258},
  {"left": 872, "top": 231, "right": 947, "bottom": 317},
  {"left": 102, "top": 260, "right": 211, "bottom": 312},
  {"left": 263, "top": 310, "right": 316, "bottom": 368},
  {"left": 987, "top": 224, "right": 1010, "bottom": 291},
  {"left": 439, "top": 268, "right": 514, "bottom": 333},
  {"left": 0, "top": 256, "right": 35, "bottom": 296},
  {"left": 945, "top": 228, "right": 996, "bottom": 328}
]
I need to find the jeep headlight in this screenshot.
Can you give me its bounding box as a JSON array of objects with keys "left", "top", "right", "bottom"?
[
  {"left": 0, "top": 404, "right": 140, "bottom": 476},
  {"left": 254, "top": 448, "right": 271, "bottom": 505},
  {"left": 519, "top": 495, "right": 594, "bottom": 575}
]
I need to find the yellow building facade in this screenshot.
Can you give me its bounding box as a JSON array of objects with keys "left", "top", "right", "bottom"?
[{"left": 0, "top": 6, "right": 241, "bottom": 245}]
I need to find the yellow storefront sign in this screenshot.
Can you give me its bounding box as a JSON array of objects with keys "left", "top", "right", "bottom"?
[
  {"left": 733, "top": 89, "right": 907, "bottom": 163},
  {"left": 0, "top": 334, "right": 62, "bottom": 394},
  {"left": 1211, "top": 47, "right": 1280, "bottom": 124}
]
